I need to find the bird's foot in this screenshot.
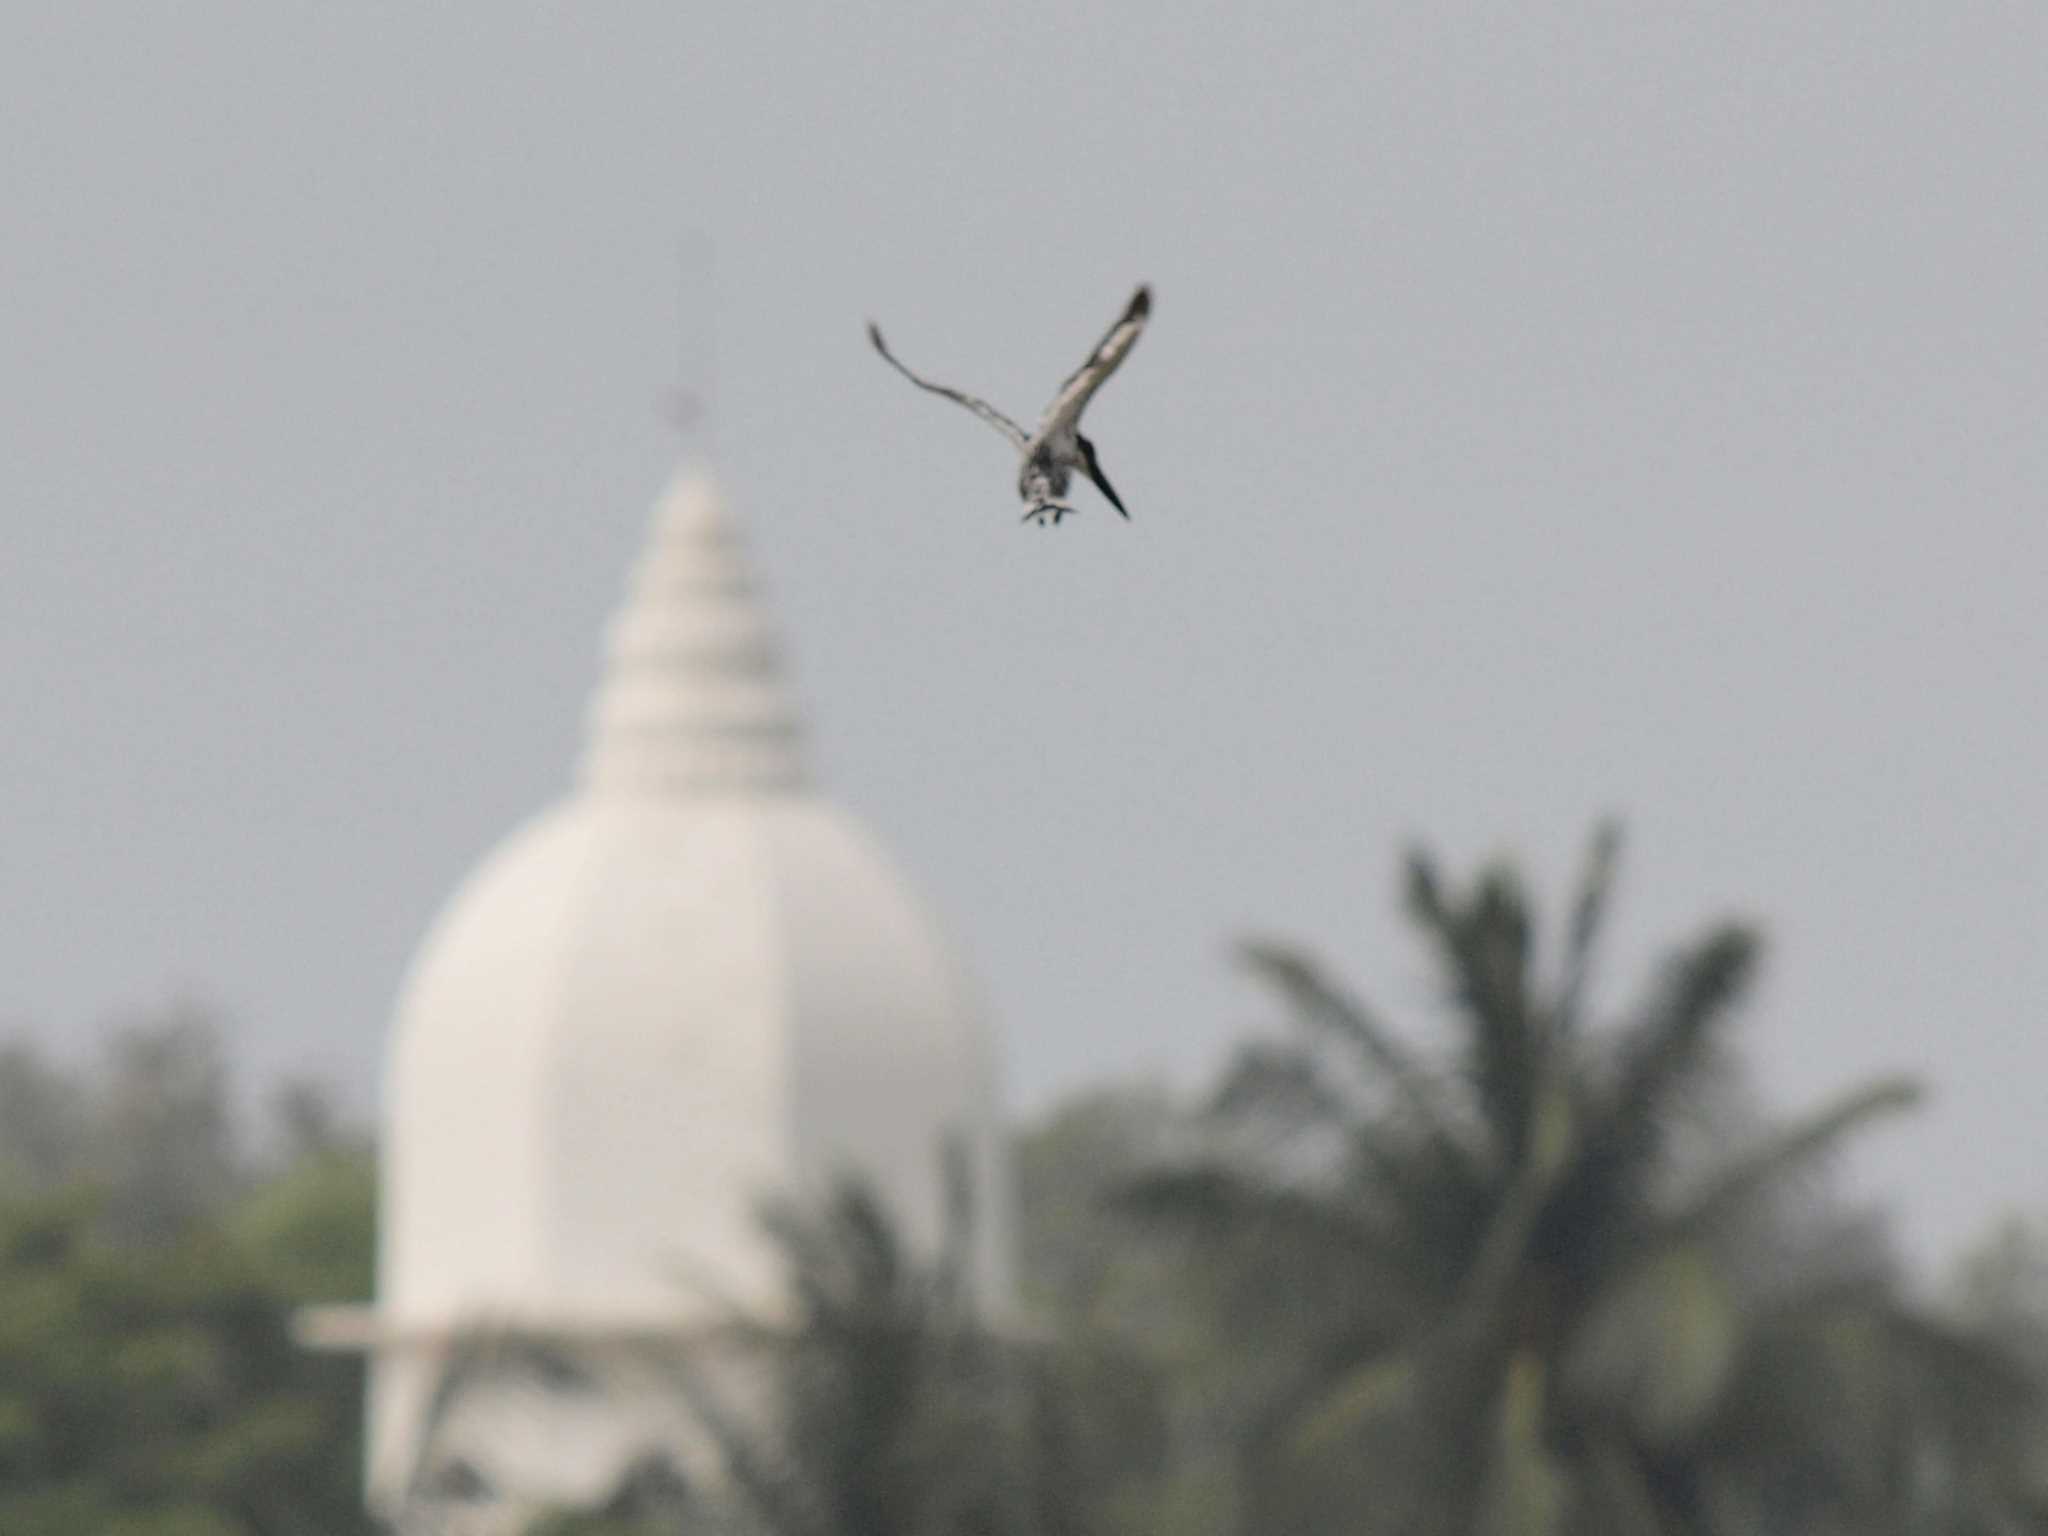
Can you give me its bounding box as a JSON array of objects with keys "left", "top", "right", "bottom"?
[{"left": 1023, "top": 504, "right": 1073, "bottom": 527}]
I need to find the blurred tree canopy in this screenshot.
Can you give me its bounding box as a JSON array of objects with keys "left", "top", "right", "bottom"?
[
  {"left": 7, "top": 829, "right": 2048, "bottom": 1536},
  {"left": 1113, "top": 826, "right": 2048, "bottom": 1536},
  {"left": 0, "top": 1007, "right": 375, "bottom": 1536},
  {"left": 496, "top": 1142, "right": 1169, "bottom": 1536}
]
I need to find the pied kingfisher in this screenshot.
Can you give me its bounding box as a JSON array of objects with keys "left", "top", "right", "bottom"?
[{"left": 868, "top": 285, "right": 1151, "bottom": 526}]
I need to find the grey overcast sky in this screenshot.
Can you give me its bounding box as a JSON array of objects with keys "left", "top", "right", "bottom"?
[{"left": 2, "top": 3, "right": 2041, "bottom": 1268}]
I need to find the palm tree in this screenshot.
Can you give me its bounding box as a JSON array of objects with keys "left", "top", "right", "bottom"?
[
  {"left": 394, "top": 1138, "right": 1159, "bottom": 1536},
  {"left": 691, "top": 1143, "right": 1033, "bottom": 1536},
  {"left": 1121, "top": 824, "right": 2036, "bottom": 1536},
  {"left": 639, "top": 1138, "right": 1116, "bottom": 1536}
]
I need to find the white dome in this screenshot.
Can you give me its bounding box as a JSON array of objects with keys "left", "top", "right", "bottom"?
[
  {"left": 368, "top": 467, "right": 1009, "bottom": 1508},
  {"left": 379, "top": 795, "right": 1007, "bottom": 1325}
]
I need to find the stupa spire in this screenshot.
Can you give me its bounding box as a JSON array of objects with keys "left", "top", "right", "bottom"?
[{"left": 576, "top": 466, "right": 809, "bottom": 797}]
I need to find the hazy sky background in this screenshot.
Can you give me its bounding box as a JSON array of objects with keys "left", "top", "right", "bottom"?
[{"left": 3, "top": 3, "right": 2041, "bottom": 1270}]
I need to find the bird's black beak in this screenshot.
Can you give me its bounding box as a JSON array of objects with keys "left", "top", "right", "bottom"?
[{"left": 1079, "top": 437, "right": 1129, "bottom": 519}]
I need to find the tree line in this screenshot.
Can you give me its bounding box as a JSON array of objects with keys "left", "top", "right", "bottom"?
[{"left": 5, "top": 827, "right": 2046, "bottom": 1535}]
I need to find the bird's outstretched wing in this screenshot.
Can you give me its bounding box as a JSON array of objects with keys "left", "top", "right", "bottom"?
[
  {"left": 867, "top": 322, "right": 1028, "bottom": 449},
  {"left": 1040, "top": 285, "right": 1151, "bottom": 433}
]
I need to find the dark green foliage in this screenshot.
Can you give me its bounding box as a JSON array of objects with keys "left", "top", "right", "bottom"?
[
  {"left": 11, "top": 834, "right": 2048, "bottom": 1536},
  {"left": 0, "top": 1008, "right": 252, "bottom": 1246},
  {"left": 629, "top": 1140, "right": 1169, "bottom": 1536},
  {"left": 1118, "top": 824, "right": 2036, "bottom": 1536},
  {"left": 0, "top": 1040, "right": 89, "bottom": 1190},
  {"left": 1955, "top": 1217, "right": 2048, "bottom": 1376},
  {"left": 93, "top": 1007, "right": 243, "bottom": 1246},
  {"left": 230, "top": 1143, "right": 376, "bottom": 1305},
  {"left": 688, "top": 1155, "right": 1047, "bottom": 1536},
  {"left": 1012, "top": 1086, "right": 1196, "bottom": 1346},
  {"left": 0, "top": 1186, "right": 375, "bottom": 1536},
  {"left": 0, "top": 1014, "right": 377, "bottom": 1536}
]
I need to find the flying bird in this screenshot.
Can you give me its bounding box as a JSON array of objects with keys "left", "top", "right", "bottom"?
[{"left": 868, "top": 285, "right": 1151, "bottom": 526}]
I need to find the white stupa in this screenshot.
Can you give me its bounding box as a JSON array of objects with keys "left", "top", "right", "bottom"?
[{"left": 326, "top": 465, "right": 1011, "bottom": 1531}]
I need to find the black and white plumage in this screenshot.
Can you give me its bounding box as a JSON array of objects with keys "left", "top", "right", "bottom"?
[{"left": 867, "top": 285, "right": 1151, "bottom": 526}]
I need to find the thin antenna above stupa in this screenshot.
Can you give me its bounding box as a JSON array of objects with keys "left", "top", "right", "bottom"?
[{"left": 663, "top": 230, "right": 717, "bottom": 446}]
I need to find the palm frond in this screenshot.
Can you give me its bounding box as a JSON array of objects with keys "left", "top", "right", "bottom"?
[
  {"left": 1404, "top": 847, "right": 1450, "bottom": 932},
  {"left": 1343, "top": 1117, "right": 1495, "bottom": 1286},
  {"left": 646, "top": 1343, "right": 830, "bottom": 1536},
  {"left": 1114, "top": 1163, "right": 1376, "bottom": 1254},
  {"left": 1113, "top": 1162, "right": 1427, "bottom": 1335},
  {"left": 1403, "top": 850, "right": 1544, "bottom": 1166},
  {"left": 1235, "top": 939, "right": 1463, "bottom": 1151},
  {"left": 1661, "top": 1077, "right": 1922, "bottom": 1245},
  {"left": 758, "top": 1177, "right": 909, "bottom": 1328},
  {"left": 680, "top": 1156, "right": 1084, "bottom": 1536},
  {"left": 1575, "top": 924, "right": 1761, "bottom": 1219},
  {"left": 1554, "top": 819, "right": 1623, "bottom": 1036},
  {"left": 1206, "top": 1040, "right": 1351, "bottom": 1130}
]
